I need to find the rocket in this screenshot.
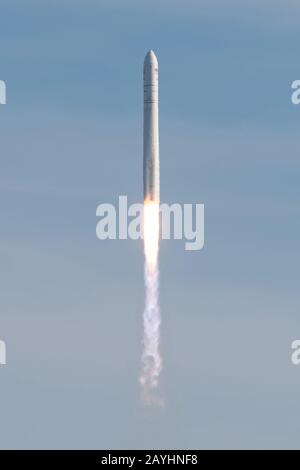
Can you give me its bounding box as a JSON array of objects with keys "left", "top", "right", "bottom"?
[{"left": 143, "top": 50, "right": 160, "bottom": 203}]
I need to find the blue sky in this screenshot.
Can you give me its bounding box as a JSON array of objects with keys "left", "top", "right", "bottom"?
[{"left": 1, "top": 0, "right": 300, "bottom": 449}]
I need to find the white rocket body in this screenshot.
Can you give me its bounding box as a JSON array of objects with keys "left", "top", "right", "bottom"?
[{"left": 143, "top": 50, "right": 160, "bottom": 203}]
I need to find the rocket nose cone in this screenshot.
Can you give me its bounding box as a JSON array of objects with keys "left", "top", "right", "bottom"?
[{"left": 144, "top": 49, "right": 158, "bottom": 67}]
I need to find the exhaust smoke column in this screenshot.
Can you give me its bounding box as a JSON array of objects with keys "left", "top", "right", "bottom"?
[{"left": 140, "top": 50, "right": 162, "bottom": 401}]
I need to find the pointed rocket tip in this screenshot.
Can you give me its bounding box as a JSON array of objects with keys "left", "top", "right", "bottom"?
[
  {"left": 144, "top": 49, "right": 158, "bottom": 66},
  {"left": 148, "top": 49, "right": 156, "bottom": 58}
]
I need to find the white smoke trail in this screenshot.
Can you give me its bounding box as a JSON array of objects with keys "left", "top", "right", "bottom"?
[
  {"left": 140, "top": 202, "right": 162, "bottom": 403},
  {"left": 141, "top": 262, "right": 161, "bottom": 389}
]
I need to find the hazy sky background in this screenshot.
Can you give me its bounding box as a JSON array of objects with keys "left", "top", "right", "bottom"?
[{"left": 1, "top": 0, "right": 300, "bottom": 449}]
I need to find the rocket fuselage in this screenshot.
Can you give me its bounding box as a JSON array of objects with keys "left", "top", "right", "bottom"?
[{"left": 143, "top": 50, "right": 160, "bottom": 203}]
